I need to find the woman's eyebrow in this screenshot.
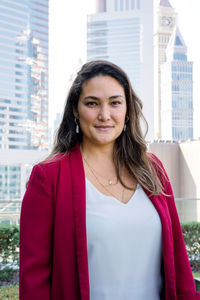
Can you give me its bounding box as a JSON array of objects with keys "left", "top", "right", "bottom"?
[
  {"left": 109, "top": 95, "right": 125, "bottom": 99},
  {"left": 83, "top": 95, "right": 125, "bottom": 101},
  {"left": 83, "top": 96, "right": 99, "bottom": 101}
]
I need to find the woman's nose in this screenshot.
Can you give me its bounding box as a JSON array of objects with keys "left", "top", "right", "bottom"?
[{"left": 98, "top": 105, "right": 110, "bottom": 121}]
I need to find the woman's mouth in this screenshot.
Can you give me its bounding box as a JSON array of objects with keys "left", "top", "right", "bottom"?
[{"left": 94, "top": 125, "right": 113, "bottom": 131}]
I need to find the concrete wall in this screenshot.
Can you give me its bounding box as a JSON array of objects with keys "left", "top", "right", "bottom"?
[
  {"left": 148, "top": 140, "right": 200, "bottom": 222},
  {"left": 179, "top": 141, "right": 200, "bottom": 221},
  {"left": 148, "top": 141, "right": 180, "bottom": 197}
]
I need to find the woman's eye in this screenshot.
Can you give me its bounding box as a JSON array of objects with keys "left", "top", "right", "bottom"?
[
  {"left": 111, "top": 101, "right": 121, "bottom": 106},
  {"left": 86, "top": 102, "right": 97, "bottom": 107}
]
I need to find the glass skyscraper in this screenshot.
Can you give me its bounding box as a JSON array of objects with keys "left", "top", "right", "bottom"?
[
  {"left": 88, "top": 18, "right": 141, "bottom": 94},
  {"left": 0, "top": 1, "right": 49, "bottom": 217},
  {"left": 161, "top": 27, "right": 193, "bottom": 141},
  {"left": 87, "top": 0, "right": 154, "bottom": 141},
  {"left": 0, "top": 0, "right": 49, "bottom": 150}
]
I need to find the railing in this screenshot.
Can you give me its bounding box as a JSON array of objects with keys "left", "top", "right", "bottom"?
[
  {"left": 175, "top": 198, "right": 200, "bottom": 223},
  {"left": 0, "top": 200, "right": 21, "bottom": 225},
  {"left": 0, "top": 198, "right": 200, "bottom": 225}
]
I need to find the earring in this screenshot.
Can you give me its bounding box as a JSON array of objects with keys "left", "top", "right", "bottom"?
[
  {"left": 123, "top": 124, "right": 126, "bottom": 132},
  {"left": 74, "top": 118, "right": 79, "bottom": 133}
]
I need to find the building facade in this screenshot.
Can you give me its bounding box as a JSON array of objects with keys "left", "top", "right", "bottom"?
[
  {"left": 0, "top": 0, "right": 49, "bottom": 206},
  {"left": 154, "top": 0, "right": 177, "bottom": 139},
  {"left": 0, "top": 149, "right": 48, "bottom": 224},
  {"left": 0, "top": 0, "right": 49, "bottom": 150},
  {"left": 160, "top": 27, "right": 193, "bottom": 140},
  {"left": 87, "top": 0, "right": 154, "bottom": 140}
]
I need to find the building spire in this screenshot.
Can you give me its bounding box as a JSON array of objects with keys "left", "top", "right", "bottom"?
[
  {"left": 168, "top": 26, "right": 186, "bottom": 50},
  {"left": 159, "top": 0, "right": 172, "bottom": 7},
  {"left": 166, "top": 26, "right": 187, "bottom": 62}
]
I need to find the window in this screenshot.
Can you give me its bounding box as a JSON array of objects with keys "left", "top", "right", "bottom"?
[
  {"left": 126, "top": 0, "right": 129, "bottom": 10},
  {"left": 120, "top": 0, "right": 124, "bottom": 11},
  {"left": 115, "top": 0, "right": 118, "bottom": 11},
  {"left": 136, "top": 0, "right": 140, "bottom": 9}
]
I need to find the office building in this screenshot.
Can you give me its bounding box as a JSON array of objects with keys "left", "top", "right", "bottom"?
[
  {"left": 0, "top": 0, "right": 49, "bottom": 150},
  {"left": 160, "top": 26, "right": 193, "bottom": 140},
  {"left": 154, "top": 0, "right": 177, "bottom": 139},
  {"left": 0, "top": 148, "right": 48, "bottom": 224},
  {"left": 0, "top": 0, "right": 49, "bottom": 205},
  {"left": 87, "top": 0, "right": 154, "bottom": 140}
]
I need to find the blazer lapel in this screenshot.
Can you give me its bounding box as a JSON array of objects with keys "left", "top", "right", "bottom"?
[{"left": 70, "top": 145, "right": 90, "bottom": 300}]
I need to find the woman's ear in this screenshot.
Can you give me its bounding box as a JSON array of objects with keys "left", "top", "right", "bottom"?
[{"left": 73, "top": 107, "right": 79, "bottom": 119}]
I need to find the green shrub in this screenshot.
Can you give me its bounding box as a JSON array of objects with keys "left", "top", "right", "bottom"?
[
  {"left": 181, "top": 222, "right": 200, "bottom": 261},
  {"left": 0, "top": 285, "right": 18, "bottom": 299},
  {"left": 0, "top": 224, "right": 19, "bottom": 264},
  {"left": 0, "top": 222, "right": 199, "bottom": 271}
]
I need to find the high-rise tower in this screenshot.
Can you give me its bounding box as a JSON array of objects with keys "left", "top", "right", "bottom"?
[
  {"left": 161, "top": 27, "right": 193, "bottom": 141},
  {"left": 0, "top": 0, "right": 49, "bottom": 150},
  {"left": 0, "top": 1, "right": 49, "bottom": 207},
  {"left": 154, "top": 0, "right": 177, "bottom": 139},
  {"left": 87, "top": 0, "right": 154, "bottom": 140}
]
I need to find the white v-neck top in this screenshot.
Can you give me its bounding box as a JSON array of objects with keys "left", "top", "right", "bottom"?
[{"left": 86, "top": 178, "right": 163, "bottom": 300}]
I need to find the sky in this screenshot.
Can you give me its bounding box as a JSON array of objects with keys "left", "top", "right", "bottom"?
[{"left": 49, "top": 0, "right": 200, "bottom": 137}]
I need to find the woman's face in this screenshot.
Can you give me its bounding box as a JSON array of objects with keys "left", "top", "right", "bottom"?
[{"left": 75, "top": 75, "right": 127, "bottom": 148}]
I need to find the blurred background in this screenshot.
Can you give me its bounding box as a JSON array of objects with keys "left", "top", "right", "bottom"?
[
  {"left": 0, "top": 0, "right": 200, "bottom": 225},
  {"left": 0, "top": 0, "right": 200, "bottom": 295}
]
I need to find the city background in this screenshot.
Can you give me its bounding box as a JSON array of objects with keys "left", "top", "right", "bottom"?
[{"left": 0, "top": 0, "right": 200, "bottom": 225}]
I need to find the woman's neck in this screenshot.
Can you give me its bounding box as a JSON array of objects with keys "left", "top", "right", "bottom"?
[{"left": 80, "top": 141, "right": 114, "bottom": 163}]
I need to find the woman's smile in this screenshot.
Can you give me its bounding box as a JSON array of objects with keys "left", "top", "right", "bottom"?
[{"left": 94, "top": 125, "right": 114, "bottom": 131}]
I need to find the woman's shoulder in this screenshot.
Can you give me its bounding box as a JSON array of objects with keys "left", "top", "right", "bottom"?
[
  {"left": 147, "top": 152, "right": 164, "bottom": 169},
  {"left": 28, "top": 153, "right": 69, "bottom": 183},
  {"left": 147, "top": 151, "right": 171, "bottom": 190},
  {"left": 40, "top": 152, "right": 69, "bottom": 166},
  {"left": 35, "top": 144, "right": 81, "bottom": 172},
  {"left": 30, "top": 147, "right": 81, "bottom": 182}
]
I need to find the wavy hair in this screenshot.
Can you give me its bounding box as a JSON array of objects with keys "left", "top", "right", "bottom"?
[{"left": 50, "top": 60, "right": 166, "bottom": 195}]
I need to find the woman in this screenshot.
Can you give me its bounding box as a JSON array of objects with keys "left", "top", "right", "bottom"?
[{"left": 20, "top": 60, "right": 200, "bottom": 300}]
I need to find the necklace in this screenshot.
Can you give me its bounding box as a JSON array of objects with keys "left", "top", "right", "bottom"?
[
  {"left": 83, "top": 156, "right": 118, "bottom": 186},
  {"left": 83, "top": 156, "right": 125, "bottom": 202}
]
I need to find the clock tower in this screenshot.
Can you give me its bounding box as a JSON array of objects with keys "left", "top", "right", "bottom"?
[{"left": 154, "top": 0, "right": 177, "bottom": 139}]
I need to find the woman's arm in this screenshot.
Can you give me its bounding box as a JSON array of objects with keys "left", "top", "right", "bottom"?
[
  {"left": 153, "top": 155, "right": 200, "bottom": 299},
  {"left": 165, "top": 177, "right": 200, "bottom": 299},
  {"left": 20, "top": 164, "right": 54, "bottom": 300}
]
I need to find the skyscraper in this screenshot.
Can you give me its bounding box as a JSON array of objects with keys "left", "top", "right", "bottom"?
[
  {"left": 0, "top": 0, "right": 49, "bottom": 150},
  {"left": 87, "top": 0, "right": 154, "bottom": 140},
  {"left": 154, "top": 0, "right": 177, "bottom": 139},
  {"left": 161, "top": 27, "right": 193, "bottom": 141},
  {"left": 0, "top": 1, "right": 49, "bottom": 208}
]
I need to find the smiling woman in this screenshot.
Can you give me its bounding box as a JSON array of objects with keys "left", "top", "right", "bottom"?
[
  {"left": 75, "top": 75, "right": 127, "bottom": 148},
  {"left": 20, "top": 60, "right": 200, "bottom": 300}
]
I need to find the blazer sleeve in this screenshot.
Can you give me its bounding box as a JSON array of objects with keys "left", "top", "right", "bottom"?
[
  {"left": 154, "top": 156, "right": 200, "bottom": 299},
  {"left": 20, "top": 164, "right": 54, "bottom": 300}
]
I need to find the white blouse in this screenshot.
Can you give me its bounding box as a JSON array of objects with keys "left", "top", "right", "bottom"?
[{"left": 86, "top": 178, "right": 163, "bottom": 300}]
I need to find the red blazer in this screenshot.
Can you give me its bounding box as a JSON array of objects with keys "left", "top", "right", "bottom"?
[{"left": 20, "top": 144, "right": 200, "bottom": 300}]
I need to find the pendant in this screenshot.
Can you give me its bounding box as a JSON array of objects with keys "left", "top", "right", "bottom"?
[{"left": 108, "top": 179, "right": 112, "bottom": 185}]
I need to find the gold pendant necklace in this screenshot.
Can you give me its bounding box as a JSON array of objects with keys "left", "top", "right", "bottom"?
[
  {"left": 83, "top": 156, "right": 125, "bottom": 202},
  {"left": 83, "top": 156, "right": 118, "bottom": 186}
]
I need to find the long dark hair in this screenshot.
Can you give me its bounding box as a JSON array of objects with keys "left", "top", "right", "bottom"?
[{"left": 51, "top": 60, "right": 165, "bottom": 195}]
